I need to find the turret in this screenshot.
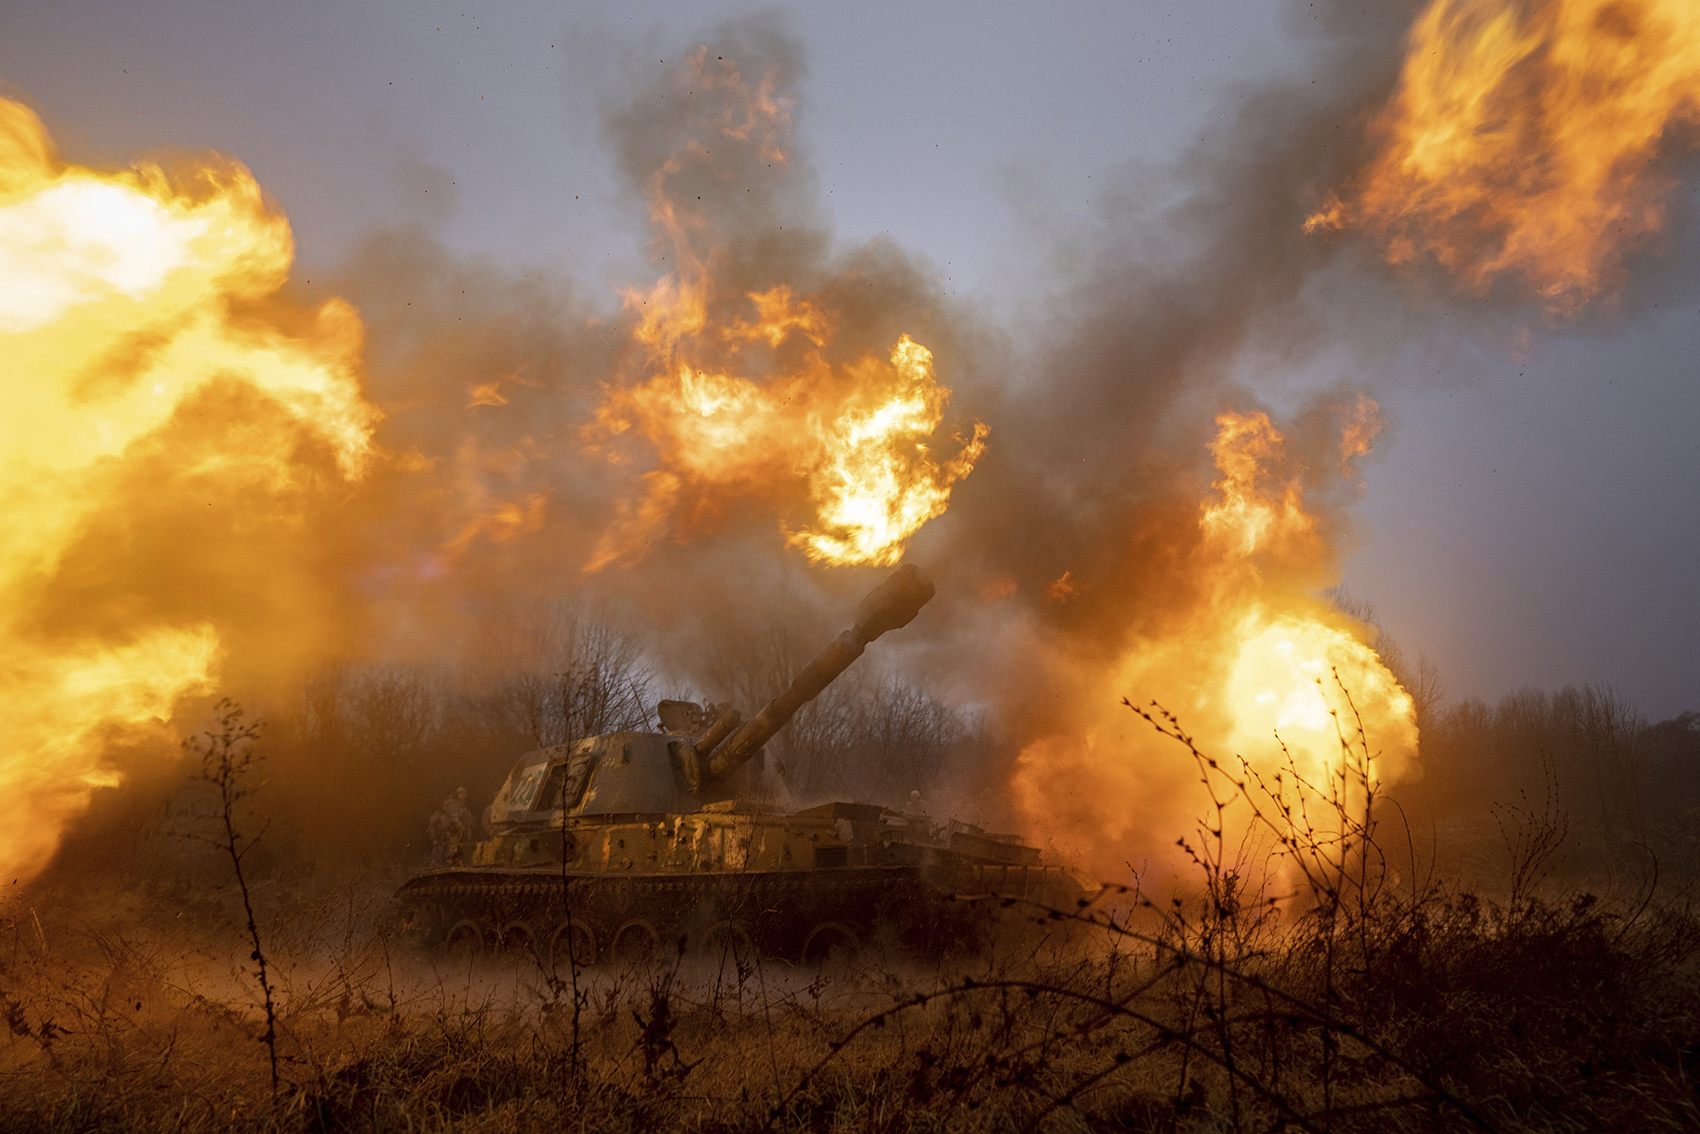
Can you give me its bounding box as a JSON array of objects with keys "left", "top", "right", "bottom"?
[
  {"left": 678, "top": 563, "right": 935, "bottom": 791},
  {"left": 479, "top": 564, "right": 937, "bottom": 833}
]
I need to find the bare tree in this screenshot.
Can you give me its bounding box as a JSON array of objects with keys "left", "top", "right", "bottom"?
[
  {"left": 500, "top": 603, "right": 657, "bottom": 749},
  {"left": 342, "top": 668, "right": 441, "bottom": 763},
  {"left": 1324, "top": 584, "right": 1446, "bottom": 726}
]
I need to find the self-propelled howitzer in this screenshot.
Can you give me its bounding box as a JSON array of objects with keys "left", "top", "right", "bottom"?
[
  {"left": 395, "top": 565, "right": 1085, "bottom": 965},
  {"left": 681, "top": 561, "right": 935, "bottom": 791}
]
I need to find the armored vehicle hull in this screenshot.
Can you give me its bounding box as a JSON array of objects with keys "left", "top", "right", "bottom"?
[
  {"left": 396, "top": 567, "right": 1088, "bottom": 964},
  {"left": 397, "top": 800, "right": 1085, "bottom": 964}
]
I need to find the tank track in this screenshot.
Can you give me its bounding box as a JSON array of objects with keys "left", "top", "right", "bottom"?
[{"left": 395, "top": 864, "right": 996, "bottom": 963}]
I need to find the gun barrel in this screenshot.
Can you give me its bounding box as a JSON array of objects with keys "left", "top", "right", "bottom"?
[{"left": 701, "top": 563, "right": 934, "bottom": 782}]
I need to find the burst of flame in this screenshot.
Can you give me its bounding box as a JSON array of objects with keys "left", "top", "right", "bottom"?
[
  {"left": 1011, "top": 405, "right": 1418, "bottom": 880},
  {"left": 789, "top": 336, "right": 988, "bottom": 566},
  {"left": 1308, "top": 0, "right": 1700, "bottom": 312},
  {"left": 585, "top": 51, "right": 984, "bottom": 570},
  {"left": 0, "top": 100, "right": 378, "bottom": 884},
  {"left": 590, "top": 319, "right": 984, "bottom": 570}
]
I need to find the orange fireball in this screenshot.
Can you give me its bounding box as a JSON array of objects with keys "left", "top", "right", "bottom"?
[
  {"left": 1309, "top": 0, "right": 1700, "bottom": 312},
  {"left": 1012, "top": 402, "right": 1417, "bottom": 880},
  {"left": 0, "top": 100, "right": 378, "bottom": 885}
]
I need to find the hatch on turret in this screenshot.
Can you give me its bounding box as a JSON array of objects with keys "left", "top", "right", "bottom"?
[{"left": 487, "top": 731, "right": 706, "bottom": 828}]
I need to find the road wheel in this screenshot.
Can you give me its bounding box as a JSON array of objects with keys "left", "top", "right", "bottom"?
[
  {"left": 611, "top": 919, "right": 661, "bottom": 967},
  {"left": 801, "top": 921, "right": 861, "bottom": 971},
  {"left": 445, "top": 919, "right": 488, "bottom": 960},
  {"left": 550, "top": 920, "right": 598, "bottom": 969},
  {"left": 498, "top": 921, "right": 537, "bottom": 959}
]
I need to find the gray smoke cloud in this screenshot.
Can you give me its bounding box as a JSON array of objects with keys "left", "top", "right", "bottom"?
[
  {"left": 270, "top": 5, "right": 1429, "bottom": 852},
  {"left": 53, "top": 0, "right": 1698, "bottom": 880}
]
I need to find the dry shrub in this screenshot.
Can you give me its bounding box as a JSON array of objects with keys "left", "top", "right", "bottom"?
[{"left": 4, "top": 689, "right": 1700, "bottom": 1132}]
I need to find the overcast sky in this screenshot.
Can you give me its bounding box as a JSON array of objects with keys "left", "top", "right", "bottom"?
[{"left": 4, "top": 0, "right": 1695, "bottom": 719}]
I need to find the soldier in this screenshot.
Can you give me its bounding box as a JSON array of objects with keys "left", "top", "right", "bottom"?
[{"left": 428, "top": 787, "right": 476, "bottom": 865}]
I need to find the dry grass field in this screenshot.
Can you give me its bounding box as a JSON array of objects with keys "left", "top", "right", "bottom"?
[
  {"left": 2, "top": 842, "right": 1696, "bottom": 1133},
  {"left": 4, "top": 687, "right": 1696, "bottom": 1132}
]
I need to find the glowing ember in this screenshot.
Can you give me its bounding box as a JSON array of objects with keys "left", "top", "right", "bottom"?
[
  {"left": 0, "top": 100, "right": 378, "bottom": 885},
  {"left": 1307, "top": 0, "right": 1700, "bottom": 312}
]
